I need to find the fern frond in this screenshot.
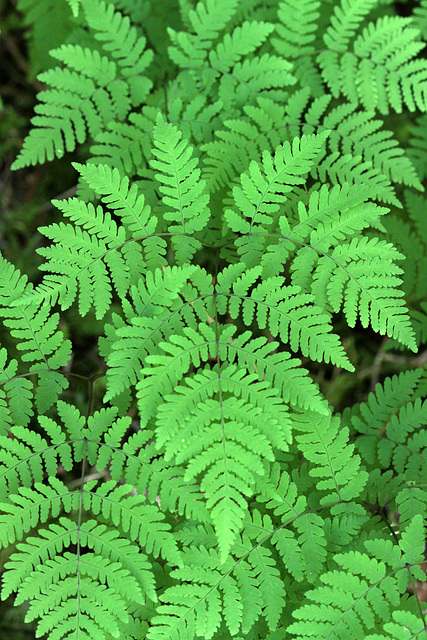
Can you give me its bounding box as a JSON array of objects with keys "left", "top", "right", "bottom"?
[
  {"left": 150, "top": 114, "right": 211, "bottom": 263},
  {"left": 292, "top": 235, "right": 417, "bottom": 351},
  {"left": 0, "top": 254, "right": 72, "bottom": 369},
  {"left": 322, "top": 0, "right": 379, "bottom": 53},
  {"left": 168, "top": 3, "right": 295, "bottom": 110},
  {"left": 203, "top": 91, "right": 420, "bottom": 201},
  {"left": 88, "top": 107, "right": 159, "bottom": 177},
  {"left": 154, "top": 362, "right": 292, "bottom": 558},
  {"left": 0, "top": 256, "right": 70, "bottom": 428},
  {"left": 168, "top": 0, "right": 240, "bottom": 69},
  {"left": 209, "top": 20, "right": 275, "bottom": 73},
  {"left": 289, "top": 518, "right": 425, "bottom": 638},
  {"left": 293, "top": 411, "right": 368, "bottom": 503},
  {"left": 148, "top": 540, "right": 284, "bottom": 639},
  {"left": 272, "top": 0, "right": 323, "bottom": 95},
  {"left": 345, "top": 369, "right": 423, "bottom": 465},
  {"left": 1, "top": 518, "right": 155, "bottom": 604},
  {"left": 14, "top": 163, "right": 167, "bottom": 318},
  {"left": 0, "top": 477, "right": 181, "bottom": 638},
  {"left": 12, "top": 0, "right": 153, "bottom": 169},
  {"left": 102, "top": 264, "right": 212, "bottom": 403},
  {"left": 253, "top": 467, "right": 329, "bottom": 582},
  {"left": 216, "top": 265, "right": 354, "bottom": 370},
  {"left": 223, "top": 132, "right": 330, "bottom": 266},
  {"left": 319, "top": 15, "right": 427, "bottom": 114}
]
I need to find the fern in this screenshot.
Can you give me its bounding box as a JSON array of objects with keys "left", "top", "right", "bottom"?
[
  {"left": 12, "top": 0, "right": 153, "bottom": 169},
  {"left": 3, "top": 0, "right": 427, "bottom": 638}
]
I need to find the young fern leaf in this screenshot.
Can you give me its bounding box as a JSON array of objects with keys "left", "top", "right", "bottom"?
[{"left": 154, "top": 363, "right": 292, "bottom": 559}]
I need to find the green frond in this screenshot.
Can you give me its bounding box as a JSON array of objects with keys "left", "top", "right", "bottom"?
[
  {"left": 0, "top": 477, "right": 181, "bottom": 562},
  {"left": 399, "top": 514, "right": 426, "bottom": 568},
  {"left": 153, "top": 362, "right": 292, "bottom": 558},
  {"left": 102, "top": 264, "right": 212, "bottom": 402},
  {"left": 89, "top": 96, "right": 221, "bottom": 180},
  {"left": 216, "top": 265, "right": 354, "bottom": 370},
  {"left": 292, "top": 236, "right": 417, "bottom": 351},
  {"left": 1, "top": 517, "right": 156, "bottom": 604},
  {"left": 169, "top": 2, "right": 295, "bottom": 110},
  {"left": 4, "top": 377, "right": 33, "bottom": 429},
  {"left": 293, "top": 411, "right": 368, "bottom": 503},
  {"left": 0, "top": 257, "right": 70, "bottom": 429},
  {"left": 289, "top": 517, "right": 426, "bottom": 639},
  {"left": 148, "top": 540, "right": 285, "bottom": 639},
  {"left": 14, "top": 163, "right": 167, "bottom": 319},
  {"left": 203, "top": 90, "right": 420, "bottom": 201},
  {"left": 0, "top": 254, "right": 72, "bottom": 369},
  {"left": 150, "top": 114, "right": 211, "bottom": 263},
  {"left": 168, "top": 0, "right": 240, "bottom": 69},
  {"left": 209, "top": 20, "right": 275, "bottom": 73},
  {"left": 0, "top": 419, "right": 71, "bottom": 501},
  {"left": 273, "top": 0, "right": 320, "bottom": 58},
  {"left": 246, "top": 544, "right": 286, "bottom": 630},
  {"left": 12, "top": 0, "right": 153, "bottom": 169},
  {"left": 253, "top": 467, "right": 331, "bottom": 582},
  {"left": 345, "top": 369, "right": 423, "bottom": 465},
  {"left": 323, "top": 0, "right": 379, "bottom": 53},
  {"left": 224, "top": 132, "right": 330, "bottom": 265},
  {"left": 352, "top": 391, "right": 427, "bottom": 526},
  {"left": 318, "top": 15, "right": 427, "bottom": 114},
  {"left": 272, "top": 0, "right": 323, "bottom": 95}
]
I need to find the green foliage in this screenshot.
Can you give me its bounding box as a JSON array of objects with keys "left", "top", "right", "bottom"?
[{"left": 2, "top": 0, "right": 427, "bottom": 639}]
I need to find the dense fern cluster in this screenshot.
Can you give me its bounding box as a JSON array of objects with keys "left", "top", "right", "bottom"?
[{"left": 2, "top": 0, "right": 427, "bottom": 638}]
